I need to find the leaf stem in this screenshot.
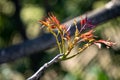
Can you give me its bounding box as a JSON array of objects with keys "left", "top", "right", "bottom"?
[{"left": 50, "top": 29, "right": 62, "bottom": 53}]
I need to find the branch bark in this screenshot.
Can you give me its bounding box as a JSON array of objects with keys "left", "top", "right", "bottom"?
[
  {"left": 0, "top": 1, "right": 120, "bottom": 64},
  {"left": 27, "top": 54, "right": 63, "bottom": 80}
]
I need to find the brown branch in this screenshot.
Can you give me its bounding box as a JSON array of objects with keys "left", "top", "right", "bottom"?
[{"left": 0, "top": 1, "right": 120, "bottom": 64}]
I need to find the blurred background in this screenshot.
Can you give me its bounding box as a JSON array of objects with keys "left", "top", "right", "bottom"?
[{"left": 0, "top": 0, "right": 120, "bottom": 80}]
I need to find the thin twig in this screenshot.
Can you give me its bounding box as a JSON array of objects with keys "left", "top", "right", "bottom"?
[{"left": 27, "top": 54, "right": 63, "bottom": 80}]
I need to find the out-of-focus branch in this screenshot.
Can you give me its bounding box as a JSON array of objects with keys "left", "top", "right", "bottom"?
[
  {"left": 0, "top": 0, "right": 120, "bottom": 64},
  {"left": 12, "top": 0, "right": 28, "bottom": 40},
  {"left": 27, "top": 54, "right": 63, "bottom": 80}
]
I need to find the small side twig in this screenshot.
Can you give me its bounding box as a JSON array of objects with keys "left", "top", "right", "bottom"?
[{"left": 27, "top": 54, "right": 63, "bottom": 80}]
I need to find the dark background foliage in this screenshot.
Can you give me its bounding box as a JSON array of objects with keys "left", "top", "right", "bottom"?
[{"left": 0, "top": 0, "right": 120, "bottom": 80}]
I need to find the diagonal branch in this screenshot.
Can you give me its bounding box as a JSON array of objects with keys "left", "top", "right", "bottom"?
[
  {"left": 27, "top": 54, "right": 63, "bottom": 80},
  {"left": 0, "top": 0, "right": 120, "bottom": 64}
]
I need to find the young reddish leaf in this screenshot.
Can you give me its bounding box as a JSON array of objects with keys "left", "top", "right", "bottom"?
[
  {"left": 80, "top": 16, "right": 87, "bottom": 26},
  {"left": 94, "top": 40, "right": 116, "bottom": 48},
  {"left": 80, "top": 30, "right": 94, "bottom": 41},
  {"left": 39, "top": 13, "right": 60, "bottom": 29}
]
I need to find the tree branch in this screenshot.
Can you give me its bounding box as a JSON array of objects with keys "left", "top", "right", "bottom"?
[
  {"left": 0, "top": 0, "right": 120, "bottom": 64},
  {"left": 27, "top": 54, "right": 63, "bottom": 80}
]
